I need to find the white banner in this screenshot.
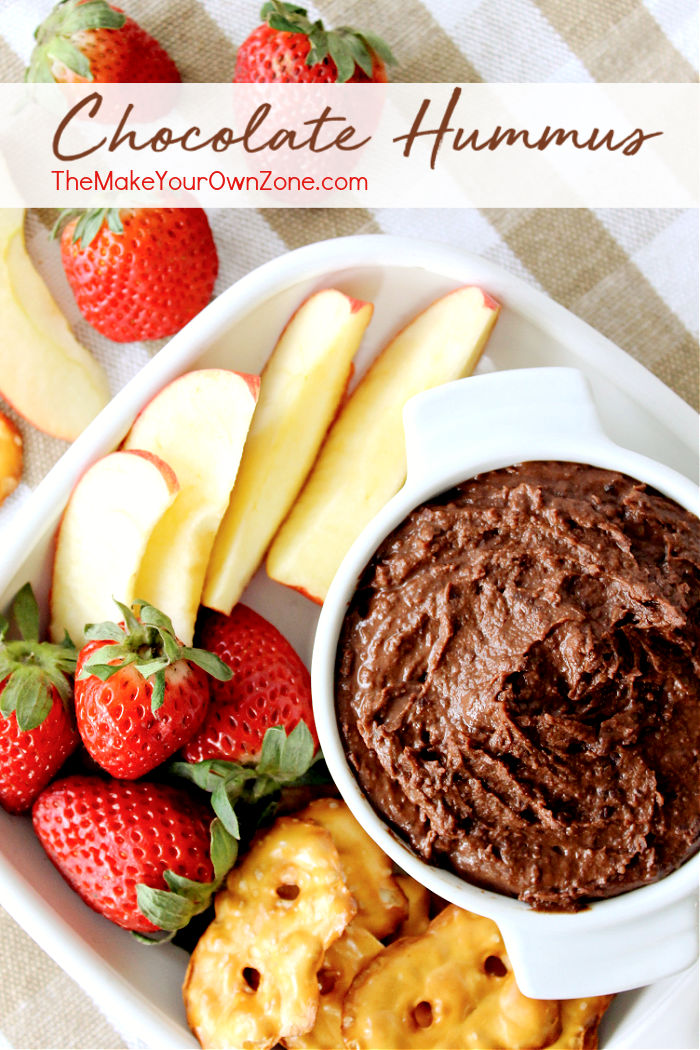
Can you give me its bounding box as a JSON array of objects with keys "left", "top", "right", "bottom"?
[{"left": 0, "top": 83, "right": 696, "bottom": 207}]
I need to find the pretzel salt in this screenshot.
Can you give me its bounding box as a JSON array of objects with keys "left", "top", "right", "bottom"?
[
  {"left": 284, "top": 922, "right": 383, "bottom": 1050},
  {"left": 299, "top": 798, "right": 408, "bottom": 938},
  {"left": 0, "top": 412, "right": 22, "bottom": 506},
  {"left": 184, "top": 817, "right": 355, "bottom": 1049},
  {"left": 392, "top": 874, "right": 431, "bottom": 939},
  {"left": 342, "top": 905, "right": 612, "bottom": 1049}
]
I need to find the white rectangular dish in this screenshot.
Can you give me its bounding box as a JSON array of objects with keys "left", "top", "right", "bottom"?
[{"left": 0, "top": 235, "right": 697, "bottom": 1049}]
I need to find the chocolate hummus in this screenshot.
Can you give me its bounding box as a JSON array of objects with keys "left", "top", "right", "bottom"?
[{"left": 336, "top": 462, "right": 700, "bottom": 911}]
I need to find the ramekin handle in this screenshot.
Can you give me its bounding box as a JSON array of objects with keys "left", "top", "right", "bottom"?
[
  {"left": 403, "top": 367, "right": 607, "bottom": 490},
  {"left": 500, "top": 893, "right": 699, "bottom": 999}
]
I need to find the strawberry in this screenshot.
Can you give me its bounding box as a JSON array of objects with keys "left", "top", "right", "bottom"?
[
  {"left": 0, "top": 584, "right": 79, "bottom": 814},
  {"left": 75, "top": 600, "right": 232, "bottom": 779},
  {"left": 234, "top": 1, "right": 395, "bottom": 83},
  {"left": 54, "top": 208, "right": 219, "bottom": 343},
  {"left": 173, "top": 721, "right": 323, "bottom": 844},
  {"left": 33, "top": 776, "right": 236, "bottom": 935},
  {"left": 183, "top": 604, "right": 318, "bottom": 765},
  {"left": 26, "top": 1, "right": 180, "bottom": 83}
]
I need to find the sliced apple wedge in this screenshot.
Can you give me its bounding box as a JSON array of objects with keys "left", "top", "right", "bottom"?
[
  {"left": 267, "top": 286, "right": 500, "bottom": 603},
  {"left": 0, "top": 209, "right": 110, "bottom": 442},
  {"left": 50, "top": 450, "right": 179, "bottom": 645},
  {"left": 124, "top": 369, "right": 259, "bottom": 644},
  {"left": 202, "top": 290, "right": 373, "bottom": 614}
]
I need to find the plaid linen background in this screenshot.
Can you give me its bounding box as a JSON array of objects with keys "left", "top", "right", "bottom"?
[{"left": 0, "top": 0, "right": 698, "bottom": 1045}]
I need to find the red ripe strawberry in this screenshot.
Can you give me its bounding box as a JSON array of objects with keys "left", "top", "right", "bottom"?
[
  {"left": 0, "top": 584, "right": 79, "bottom": 814},
  {"left": 75, "top": 600, "right": 232, "bottom": 779},
  {"left": 183, "top": 604, "right": 318, "bottom": 765},
  {"left": 26, "top": 1, "right": 180, "bottom": 83},
  {"left": 32, "top": 776, "right": 231, "bottom": 933},
  {"left": 55, "top": 208, "right": 219, "bottom": 343},
  {"left": 234, "top": 1, "right": 395, "bottom": 83}
]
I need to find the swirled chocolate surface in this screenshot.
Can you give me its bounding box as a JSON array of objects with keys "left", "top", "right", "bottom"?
[{"left": 336, "top": 462, "right": 700, "bottom": 911}]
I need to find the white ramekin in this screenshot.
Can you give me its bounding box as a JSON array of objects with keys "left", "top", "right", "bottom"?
[{"left": 312, "top": 365, "right": 699, "bottom": 1000}]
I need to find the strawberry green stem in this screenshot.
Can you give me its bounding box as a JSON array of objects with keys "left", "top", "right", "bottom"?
[
  {"left": 259, "top": 1, "right": 395, "bottom": 82},
  {"left": 170, "top": 722, "right": 325, "bottom": 839},
  {"left": 135, "top": 816, "right": 237, "bottom": 937},
  {"left": 0, "top": 583, "right": 77, "bottom": 731},
  {"left": 51, "top": 208, "right": 123, "bottom": 249},
  {"left": 26, "top": 0, "right": 126, "bottom": 83},
  {"left": 78, "top": 599, "right": 232, "bottom": 712}
]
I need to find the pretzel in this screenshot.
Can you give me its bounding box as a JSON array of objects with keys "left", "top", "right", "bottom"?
[
  {"left": 299, "top": 798, "right": 408, "bottom": 938},
  {"left": 392, "top": 874, "right": 431, "bottom": 939},
  {"left": 184, "top": 817, "right": 356, "bottom": 1050},
  {"left": 342, "top": 905, "right": 612, "bottom": 1050},
  {"left": 0, "top": 411, "right": 22, "bottom": 506},
  {"left": 284, "top": 922, "right": 383, "bottom": 1050}
]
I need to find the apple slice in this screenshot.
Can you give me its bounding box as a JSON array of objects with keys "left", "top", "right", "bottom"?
[
  {"left": 124, "top": 369, "right": 259, "bottom": 644},
  {"left": 0, "top": 411, "right": 22, "bottom": 506},
  {"left": 202, "top": 290, "right": 373, "bottom": 614},
  {"left": 50, "top": 450, "right": 179, "bottom": 646},
  {"left": 0, "top": 209, "right": 110, "bottom": 442},
  {"left": 267, "top": 286, "right": 500, "bottom": 603}
]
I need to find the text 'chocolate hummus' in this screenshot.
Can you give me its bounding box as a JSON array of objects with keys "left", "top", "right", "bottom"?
[{"left": 336, "top": 462, "right": 700, "bottom": 911}]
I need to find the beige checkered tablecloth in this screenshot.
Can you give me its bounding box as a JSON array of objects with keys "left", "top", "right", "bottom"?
[{"left": 0, "top": 0, "right": 698, "bottom": 1047}]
